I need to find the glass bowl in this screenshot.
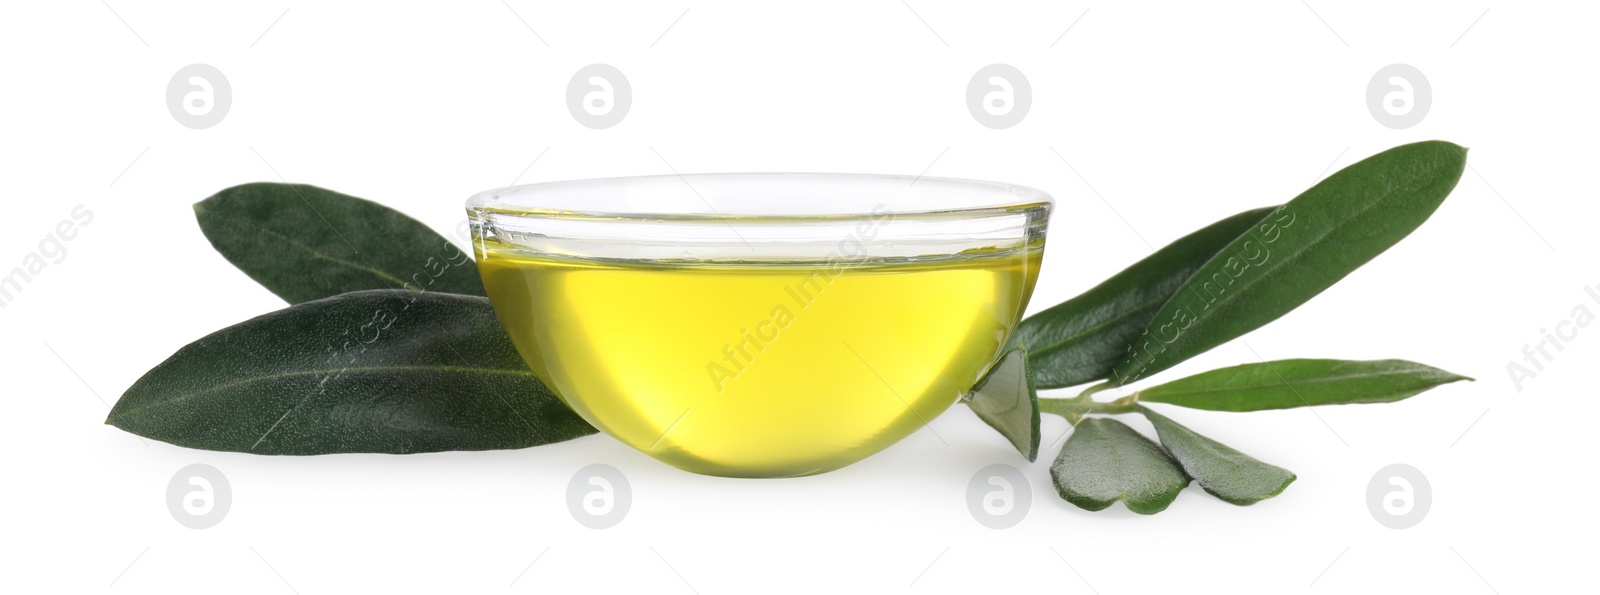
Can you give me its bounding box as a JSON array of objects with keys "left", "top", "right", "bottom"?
[{"left": 467, "top": 173, "right": 1052, "bottom": 477}]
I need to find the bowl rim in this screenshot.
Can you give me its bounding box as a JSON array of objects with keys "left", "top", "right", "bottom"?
[{"left": 466, "top": 172, "right": 1053, "bottom": 223}]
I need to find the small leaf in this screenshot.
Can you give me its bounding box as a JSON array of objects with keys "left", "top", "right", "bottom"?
[
  {"left": 966, "top": 348, "right": 1040, "bottom": 462},
  {"left": 1140, "top": 406, "right": 1294, "bottom": 506},
  {"left": 1008, "top": 206, "right": 1277, "bottom": 388},
  {"left": 1137, "top": 359, "right": 1471, "bottom": 412},
  {"left": 195, "top": 183, "right": 486, "bottom": 304},
  {"left": 1051, "top": 417, "right": 1189, "bottom": 514},
  {"left": 107, "top": 289, "right": 595, "bottom": 454},
  {"left": 1112, "top": 141, "right": 1469, "bottom": 384}
]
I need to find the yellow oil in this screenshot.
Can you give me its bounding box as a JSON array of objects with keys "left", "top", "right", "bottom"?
[{"left": 479, "top": 243, "right": 1042, "bottom": 477}]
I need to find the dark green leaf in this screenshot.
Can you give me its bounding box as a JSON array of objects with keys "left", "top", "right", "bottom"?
[
  {"left": 1051, "top": 417, "right": 1189, "bottom": 514},
  {"left": 1008, "top": 206, "right": 1277, "bottom": 388},
  {"left": 1112, "top": 141, "right": 1468, "bottom": 384},
  {"left": 1137, "top": 358, "right": 1471, "bottom": 412},
  {"left": 966, "top": 348, "right": 1040, "bottom": 462},
  {"left": 195, "top": 183, "right": 486, "bottom": 304},
  {"left": 1140, "top": 406, "right": 1294, "bottom": 505},
  {"left": 106, "top": 289, "right": 595, "bottom": 454}
]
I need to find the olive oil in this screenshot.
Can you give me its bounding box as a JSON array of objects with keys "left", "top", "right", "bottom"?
[{"left": 479, "top": 244, "right": 1042, "bottom": 477}]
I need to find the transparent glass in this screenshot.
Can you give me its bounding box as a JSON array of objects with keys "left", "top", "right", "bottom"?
[{"left": 468, "top": 173, "right": 1052, "bottom": 477}]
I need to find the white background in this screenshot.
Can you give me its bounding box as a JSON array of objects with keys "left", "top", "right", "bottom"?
[{"left": 2, "top": 1, "right": 1595, "bottom": 593}]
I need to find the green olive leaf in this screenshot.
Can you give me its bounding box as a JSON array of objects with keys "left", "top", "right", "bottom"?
[
  {"left": 106, "top": 289, "right": 595, "bottom": 454},
  {"left": 1137, "top": 358, "right": 1472, "bottom": 412},
  {"left": 1112, "top": 141, "right": 1469, "bottom": 384},
  {"left": 1051, "top": 417, "right": 1189, "bottom": 514},
  {"left": 1139, "top": 406, "right": 1294, "bottom": 506},
  {"left": 1007, "top": 206, "right": 1277, "bottom": 389},
  {"left": 195, "top": 183, "right": 486, "bottom": 304},
  {"left": 966, "top": 348, "right": 1040, "bottom": 462}
]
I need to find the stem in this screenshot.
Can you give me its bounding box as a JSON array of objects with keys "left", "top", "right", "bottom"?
[{"left": 1039, "top": 389, "right": 1140, "bottom": 418}]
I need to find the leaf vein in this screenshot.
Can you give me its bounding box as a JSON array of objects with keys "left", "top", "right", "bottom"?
[{"left": 114, "top": 365, "right": 538, "bottom": 422}]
